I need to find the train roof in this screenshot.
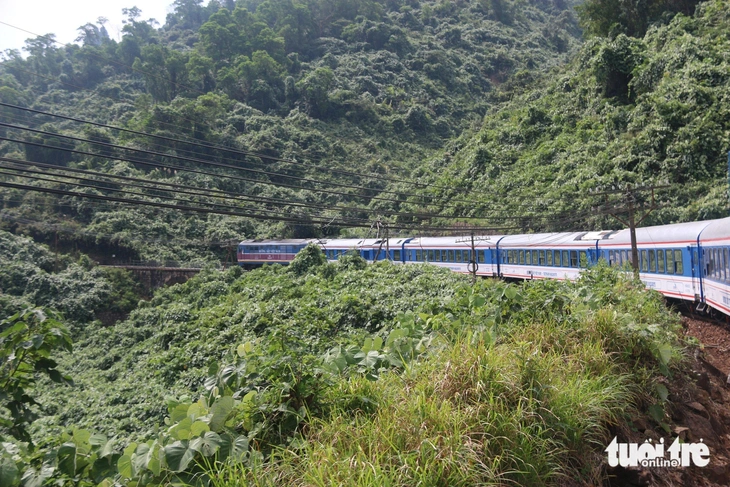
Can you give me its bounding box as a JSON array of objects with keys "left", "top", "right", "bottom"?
[
  {"left": 498, "top": 231, "right": 596, "bottom": 248},
  {"left": 238, "top": 239, "right": 313, "bottom": 245},
  {"left": 698, "top": 216, "right": 730, "bottom": 243},
  {"left": 604, "top": 218, "right": 723, "bottom": 246},
  {"left": 405, "top": 236, "right": 503, "bottom": 248},
  {"left": 317, "top": 238, "right": 381, "bottom": 248}
]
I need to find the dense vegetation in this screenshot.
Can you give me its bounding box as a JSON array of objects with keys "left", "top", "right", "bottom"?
[
  {"left": 2, "top": 242, "right": 686, "bottom": 485},
  {"left": 2, "top": 0, "right": 729, "bottom": 484},
  {"left": 407, "top": 0, "right": 730, "bottom": 230},
  {"left": 0, "top": 0, "right": 582, "bottom": 262}
]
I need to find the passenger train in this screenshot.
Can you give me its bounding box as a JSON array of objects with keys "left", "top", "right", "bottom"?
[{"left": 238, "top": 216, "right": 730, "bottom": 317}]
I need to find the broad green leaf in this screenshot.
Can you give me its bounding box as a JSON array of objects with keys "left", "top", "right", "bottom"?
[
  {"left": 237, "top": 342, "right": 253, "bottom": 357},
  {"left": 123, "top": 442, "right": 137, "bottom": 457},
  {"left": 0, "top": 456, "right": 19, "bottom": 487},
  {"left": 648, "top": 403, "right": 664, "bottom": 424},
  {"left": 657, "top": 343, "right": 673, "bottom": 366},
  {"left": 187, "top": 403, "right": 204, "bottom": 420},
  {"left": 171, "top": 417, "right": 193, "bottom": 440},
  {"left": 372, "top": 336, "right": 383, "bottom": 350},
  {"left": 57, "top": 443, "right": 77, "bottom": 476},
  {"left": 117, "top": 454, "right": 133, "bottom": 479},
  {"left": 241, "top": 390, "right": 257, "bottom": 407},
  {"left": 190, "top": 431, "right": 222, "bottom": 457},
  {"left": 190, "top": 421, "right": 210, "bottom": 437},
  {"left": 385, "top": 328, "right": 407, "bottom": 348},
  {"left": 504, "top": 287, "right": 518, "bottom": 300},
  {"left": 170, "top": 403, "right": 189, "bottom": 423},
  {"left": 164, "top": 441, "right": 197, "bottom": 473},
  {"left": 20, "top": 465, "right": 54, "bottom": 487},
  {"left": 655, "top": 383, "right": 669, "bottom": 402},
  {"left": 356, "top": 350, "right": 381, "bottom": 368},
  {"left": 72, "top": 429, "right": 92, "bottom": 447},
  {"left": 88, "top": 433, "right": 107, "bottom": 447},
  {"left": 99, "top": 439, "right": 116, "bottom": 459},
  {"left": 209, "top": 396, "right": 235, "bottom": 432}
]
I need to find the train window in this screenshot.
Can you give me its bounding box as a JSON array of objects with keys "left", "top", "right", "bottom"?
[
  {"left": 657, "top": 250, "right": 665, "bottom": 273},
  {"left": 531, "top": 251, "right": 538, "bottom": 266},
  {"left": 717, "top": 249, "right": 722, "bottom": 280},
  {"left": 666, "top": 250, "right": 674, "bottom": 274},
  {"left": 724, "top": 248, "right": 729, "bottom": 282},
  {"left": 518, "top": 250, "right": 524, "bottom": 265},
  {"left": 718, "top": 249, "right": 724, "bottom": 280},
  {"left": 522, "top": 250, "right": 529, "bottom": 265},
  {"left": 539, "top": 250, "right": 546, "bottom": 266},
  {"left": 428, "top": 250, "right": 434, "bottom": 262},
  {"left": 649, "top": 250, "right": 656, "bottom": 273},
  {"left": 465, "top": 251, "right": 471, "bottom": 263},
  {"left": 394, "top": 249, "right": 401, "bottom": 261},
  {"left": 579, "top": 251, "right": 588, "bottom": 268},
  {"left": 547, "top": 250, "right": 553, "bottom": 266},
  {"left": 714, "top": 249, "right": 720, "bottom": 278},
  {"left": 478, "top": 251, "right": 485, "bottom": 263},
  {"left": 447, "top": 250, "right": 454, "bottom": 262},
  {"left": 640, "top": 250, "right": 648, "bottom": 272},
  {"left": 561, "top": 250, "right": 568, "bottom": 267},
  {"left": 416, "top": 250, "right": 422, "bottom": 261},
  {"left": 569, "top": 251, "right": 577, "bottom": 267},
  {"left": 456, "top": 250, "right": 462, "bottom": 262},
  {"left": 674, "top": 250, "right": 683, "bottom": 274},
  {"left": 608, "top": 250, "right": 614, "bottom": 265},
  {"left": 554, "top": 250, "right": 561, "bottom": 267}
]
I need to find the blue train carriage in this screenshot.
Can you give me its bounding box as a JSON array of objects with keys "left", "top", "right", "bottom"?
[
  {"left": 698, "top": 216, "right": 730, "bottom": 315},
  {"left": 319, "top": 238, "right": 380, "bottom": 262},
  {"left": 495, "top": 231, "right": 610, "bottom": 281},
  {"left": 237, "top": 239, "right": 313, "bottom": 266},
  {"left": 403, "top": 236, "right": 500, "bottom": 275},
  {"left": 598, "top": 219, "right": 718, "bottom": 304}
]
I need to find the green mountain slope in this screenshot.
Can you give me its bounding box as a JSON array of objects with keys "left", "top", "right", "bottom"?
[
  {"left": 408, "top": 0, "right": 729, "bottom": 230},
  {"left": 0, "top": 0, "right": 582, "bottom": 261}
]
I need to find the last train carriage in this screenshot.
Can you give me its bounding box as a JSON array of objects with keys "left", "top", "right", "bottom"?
[{"left": 238, "top": 216, "right": 730, "bottom": 317}]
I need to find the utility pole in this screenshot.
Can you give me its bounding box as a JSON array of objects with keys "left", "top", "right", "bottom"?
[
  {"left": 385, "top": 224, "right": 390, "bottom": 260},
  {"left": 456, "top": 232, "right": 492, "bottom": 285},
  {"left": 597, "top": 184, "right": 666, "bottom": 278}
]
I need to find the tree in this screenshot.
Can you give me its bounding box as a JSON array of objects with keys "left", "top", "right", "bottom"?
[
  {"left": 0, "top": 308, "right": 72, "bottom": 444},
  {"left": 296, "top": 66, "right": 335, "bottom": 118}
]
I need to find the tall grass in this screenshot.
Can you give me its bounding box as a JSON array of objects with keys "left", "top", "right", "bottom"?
[{"left": 197, "top": 265, "right": 683, "bottom": 486}]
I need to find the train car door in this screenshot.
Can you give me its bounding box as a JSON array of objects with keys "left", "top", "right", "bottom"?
[{"left": 689, "top": 245, "right": 702, "bottom": 302}]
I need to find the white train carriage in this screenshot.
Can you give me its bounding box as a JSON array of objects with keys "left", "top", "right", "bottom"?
[
  {"left": 403, "top": 236, "right": 501, "bottom": 275},
  {"left": 495, "top": 231, "right": 613, "bottom": 281},
  {"left": 597, "top": 220, "right": 713, "bottom": 303},
  {"left": 698, "top": 217, "right": 730, "bottom": 315}
]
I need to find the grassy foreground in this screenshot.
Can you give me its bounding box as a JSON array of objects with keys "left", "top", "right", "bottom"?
[{"left": 203, "top": 264, "right": 682, "bottom": 486}]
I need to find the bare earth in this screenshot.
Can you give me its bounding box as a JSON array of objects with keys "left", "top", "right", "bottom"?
[{"left": 604, "top": 315, "right": 730, "bottom": 486}]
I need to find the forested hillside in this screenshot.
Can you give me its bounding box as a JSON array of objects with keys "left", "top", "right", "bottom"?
[
  {"left": 407, "top": 0, "right": 730, "bottom": 230},
  {"left": 2, "top": 0, "right": 730, "bottom": 485},
  {"left": 0, "top": 0, "right": 582, "bottom": 263}
]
